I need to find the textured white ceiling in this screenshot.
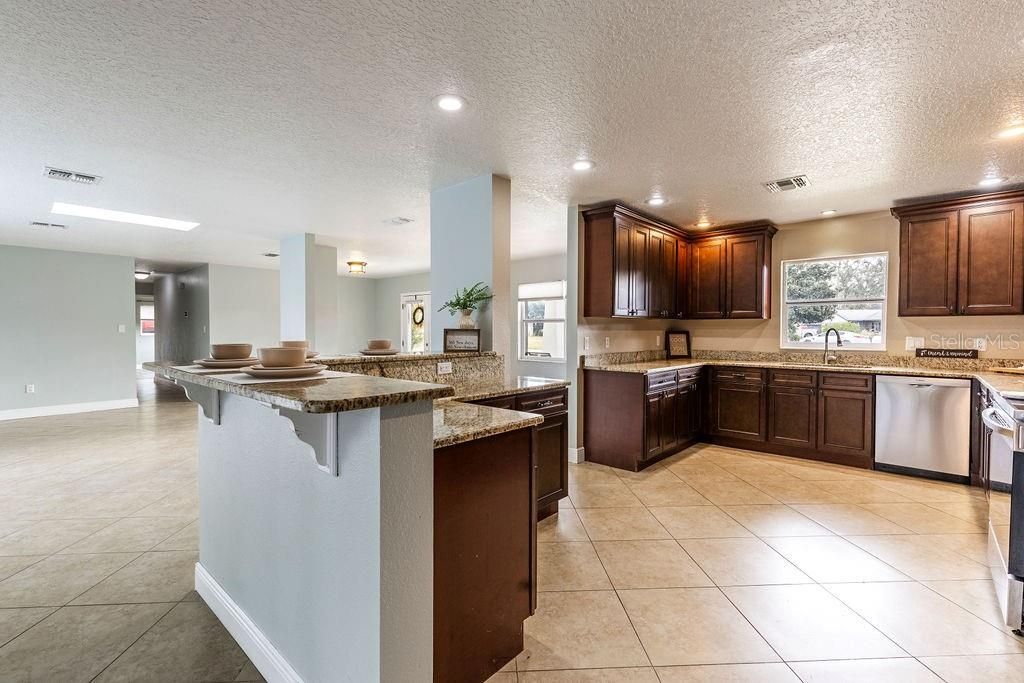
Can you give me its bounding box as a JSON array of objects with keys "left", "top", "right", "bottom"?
[{"left": 1, "top": 1, "right": 1022, "bottom": 276}]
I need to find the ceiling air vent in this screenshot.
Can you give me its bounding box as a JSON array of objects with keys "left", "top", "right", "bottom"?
[
  {"left": 384, "top": 216, "right": 414, "bottom": 225},
  {"left": 262, "top": 252, "right": 279, "bottom": 258},
  {"left": 44, "top": 166, "right": 102, "bottom": 184},
  {"left": 29, "top": 220, "right": 68, "bottom": 229},
  {"left": 763, "top": 175, "right": 810, "bottom": 193}
]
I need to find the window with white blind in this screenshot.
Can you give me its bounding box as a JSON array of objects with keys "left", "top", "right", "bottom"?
[{"left": 518, "top": 280, "right": 567, "bottom": 361}]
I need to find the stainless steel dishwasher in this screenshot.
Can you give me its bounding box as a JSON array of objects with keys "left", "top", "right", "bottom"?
[{"left": 874, "top": 375, "right": 972, "bottom": 482}]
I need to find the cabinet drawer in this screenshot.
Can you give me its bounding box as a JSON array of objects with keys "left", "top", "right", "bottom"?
[
  {"left": 516, "top": 388, "right": 568, "bottom": 416},
  {"left": 473, "top": 395, "right": 516, "bottom": 410},
  {"left": 677, "top": 367, "right": 702, "bottom": 382},
  {"left": 818, "top": 372, "right": 873, "bottom": 392},
  {"left": 646, "top": 371, "right": 678, "bottom": 393},
  {"left": 712, "top": 367, "right": 765, "bottom": 385},
  {"left": 768, "top": 369, "right": 816, "bottom": 388}
]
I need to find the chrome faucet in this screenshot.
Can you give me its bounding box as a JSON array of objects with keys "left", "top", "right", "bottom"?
[{"left": 823, "top": 328, "right": 843, "bottom": 365}]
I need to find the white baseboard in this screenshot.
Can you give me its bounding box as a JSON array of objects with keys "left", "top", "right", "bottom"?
[
  {"left": 0, "top": 398, "right": 139, "bottom": 422},
  {"left": 195, "top": 563, "right": 303, "bottom": 683},
  {"left": 569, "top": 446, "right": 585, "bottom": 464}
]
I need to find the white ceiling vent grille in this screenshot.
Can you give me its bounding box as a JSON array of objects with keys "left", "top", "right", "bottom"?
[
  {"left": 763, "top": 175, "right": 810, "bottom": 193},
  {"left": 384, "top": 216, "right": 414, "bottom": 225},
  {"left": 44, "top": 166, "right": 102, "bottom": 184},
  {"left": 29, "top": 220, "right": 68, "bottom": 229}
]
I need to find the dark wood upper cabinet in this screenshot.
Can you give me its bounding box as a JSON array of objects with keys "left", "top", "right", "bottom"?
[
  {"left": 725, "top": 232, "right": 769, "bottom": 318},
  {"left": 582, "top": 204, "right": 775, "bottom": 320},
  {"left": 893, "top": 190, "right": 1024, "bottom": 317},
  {"left": 688, "top": 237, "right": 726, "bottom": 319}
]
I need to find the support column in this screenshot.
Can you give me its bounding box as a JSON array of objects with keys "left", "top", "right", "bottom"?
[
  {"left": 429, "top": 174, "right": 511, "bottom": 363},
  {"left": 279, "top": 234, "right": 339, "bottom": 353},
  {"left": 565, "top": 205, "right": 584, "bottom": 462}
]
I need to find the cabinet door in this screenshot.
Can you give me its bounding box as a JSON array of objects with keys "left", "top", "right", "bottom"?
[
  {"left": 725, "top": 233, "right": 767, "bottom": 318},
  {"left": 957, "top": 202, "right": 1024, "bottom": 315},
  {"left": 660, "top": 387, "right": 678, "bottom": 452},
  {"left": 630, "top": 225, "right": 651, "bottom": 317},
  {"left": 898, "top": 211, "right": 958, "bottom": 316},
  {"left": 710, "top": 382, "right": 766, "bottom": 441},
  {"left": 613, "top": 218, "right": 633, "bottom": 317},
  {"left": 675, "top": 380, "right": 700, "bottom": 441},
  {"left": 648, "top": 230, "right": 665, "bottom": 317},
  {"left": 688, "top": 238, "right": 726, "bottom": 318},
  {"left": 645, "top": 392, "right": 663, "bottom": 459},
  {"left": 675, "top": 239, "right": 688, "bottom": 318},
  {"left": 816, "top": 389, "right": 873, "bottom": 466},
  {"left": 768, "top": 386, "right": 816, "bottom": 449},
  {"left": 652, "top": 232, "right": 677, "bottom": 318},
  {"left": 534, "top": 412, "right": 569, "bottom": 509}
]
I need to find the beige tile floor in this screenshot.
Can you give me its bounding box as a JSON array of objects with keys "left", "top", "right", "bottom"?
[{"left": 2, "top": 374, "right": 1022, "bottom": 682}]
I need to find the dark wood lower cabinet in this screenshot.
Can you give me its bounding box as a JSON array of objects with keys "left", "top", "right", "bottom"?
[
  {"left": 816, "top": 387, "right": 874, "bottom": 468},
  {"left": 472, "top": 388, "right": 569, "bottom": 518},
  {"left": 434, "top": 426, "right": 536, "bottom": 683},
  {"left": 767, "top": 386, "right": 816, "bottom": 450},
  {"left": 709, "top": 381, "right": 767, "bottom": 442}
]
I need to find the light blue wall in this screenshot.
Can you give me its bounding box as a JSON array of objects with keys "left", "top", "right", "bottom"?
[
  {"left": 337, "top": 275, "right": 377, "bottom": 353},
  {"left": 510, "top": 254, "right": 569, "bottom": 379},
  {"left": 0, "top": 245, "right": 137, "bottom": 413},
  {"left": 429, "top": 174, "right": 507, "bottom": 352},
  {"left": 208, "top": 264, "right": 280, "bottom": 350},
  {"left": 371, "top": 272, "right": 430, "bottom": 349}
]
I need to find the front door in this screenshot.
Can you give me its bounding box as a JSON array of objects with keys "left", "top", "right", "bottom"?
[{"left": 400, "top": 292, "right": 431, "bottom": 353}]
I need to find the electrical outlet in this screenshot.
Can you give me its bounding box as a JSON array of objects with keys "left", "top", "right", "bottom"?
[
  {"left": 117, "top": 324, "right": 126, "bottom": 333},
  {"left": 904, "top": 336, "right": 924, "bottom": 351},
  {"left": 975, "top": 337, "right": 988, "bottom": 351},
  {"left": 584, "top": 336, "right": 590, "bottom": 351},
  {"left": 25, "top": 384, "right": 35, "bottom": 394},
  {"left": 437, "top": 361, "right": 453, "bottom": 375},
  {"left": 604, "top": 337, "right": 610, "bottom": 349}
]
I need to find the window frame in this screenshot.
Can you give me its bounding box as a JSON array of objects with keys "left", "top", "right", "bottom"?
[
  {"left": 779, "top": 252, "right": 889, "bottom": 351},
  {"left": 517, "top": 280, "right": 567, "bottom": 363}
]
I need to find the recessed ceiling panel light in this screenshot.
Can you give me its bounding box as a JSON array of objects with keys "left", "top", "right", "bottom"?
[
  {"left": 979, "top": 176, "right": 1007, "bottom": 187},
  {"left": 696, "top": 218, "right": 711, "bottom": 228},
  {"left": 572, "top": 159, "right": 595, "bottom": 171},
  {"left": 820, "top": 209, "right": 837, "bottom": 216},
  {"left": 50, "top": 203, "right": 199, "bottom": 231},
  {"left": 433, "top": 94, "right": 466, "bottom": 112},
  {"left": 646, "top": 196, "right": 666, "bottom": 206},
  {"left": 994, "top": 125, "right": 1024, "bottom": 139}
]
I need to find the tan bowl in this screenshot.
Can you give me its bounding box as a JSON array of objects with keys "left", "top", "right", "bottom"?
[
  {"left": 367, "top": 339, "right": 393, "bottom": 350},
  {"left": 280, "top": 340, "right": 310, "bottom": 350},
  {"left": 257, "top": 347, "right": 307, "bottom": 368},
  {"left": 210, "top": 343, "right": 253, "bottom": 360}
]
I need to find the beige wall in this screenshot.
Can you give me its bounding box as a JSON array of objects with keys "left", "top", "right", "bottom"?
[{"left": 578, "top": 210, "right": 1024, "bottom": 359}]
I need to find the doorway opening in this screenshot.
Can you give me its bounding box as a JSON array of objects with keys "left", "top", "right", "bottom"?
[{"left": 400, "top": 292, "right": 430, "bottom": 353}]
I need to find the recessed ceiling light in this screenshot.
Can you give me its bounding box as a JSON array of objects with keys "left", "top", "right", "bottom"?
[
  {"left": 994, "top": 125, "right": 1024, "bottom": 139},
  {"left": 50, "top": 202, "right": 199, "bottom": 231},
  {"left": 646, "top": 196, "right": 666, "bottom": 206},
  {"left": 433, "top": 94, "right": 466, "bottom": 112},
  {"left": 820, "top": 209, "right": 837, "bottom": 216},
  {"left": 347, "top": 261, "right": 368, "bottom": 275},
  {"left": 134, "top": 271, "right": 152, "bottom": 280},
  {"left": 979, "top": 176, "right": 1007, "bottom": 187},
  {"left": 572, "top": 159, "right": 595, "bottom": 171},
  {"left": 695, "top": 218, "right": 711, "bottom": 228}
]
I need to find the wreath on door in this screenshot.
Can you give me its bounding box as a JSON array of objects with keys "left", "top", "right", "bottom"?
[{"left": 412, "top": 305, "right": 425, "bottom": 325}]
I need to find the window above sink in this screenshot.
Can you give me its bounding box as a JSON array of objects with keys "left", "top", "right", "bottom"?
[{"left": 781, "top": 253, "right": 889, "bottom": 351}]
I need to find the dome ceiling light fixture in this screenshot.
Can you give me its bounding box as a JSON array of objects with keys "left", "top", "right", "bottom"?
[
  {"left": 347, "top": 261, "right": 368, "bottom": 275},
  {"left": 433, "top": 94, "right": 466, "bottom": 112}
]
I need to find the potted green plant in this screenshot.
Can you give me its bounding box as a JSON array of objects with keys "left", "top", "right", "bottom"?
[{"left": 438, "top": 282, "right": 493, "bottom": 329}]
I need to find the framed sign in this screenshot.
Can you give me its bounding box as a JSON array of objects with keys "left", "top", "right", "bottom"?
[
  {"left": 443, "top": 328, "right": 481, "bottom": 353},
  {"left": 915, "top": 348, "right": 978, "bottom": 359},
  {"left": 666, "top": 330, "right": 691, "bottom": 359}
]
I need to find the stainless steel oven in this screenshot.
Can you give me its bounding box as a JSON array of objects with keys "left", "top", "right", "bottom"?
[{"left": 982, "top": 392, "right": 1024, "bottom": 633}]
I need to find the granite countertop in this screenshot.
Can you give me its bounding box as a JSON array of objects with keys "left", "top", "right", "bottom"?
[
  {"left": 318, "top": 351, "right": 498, "bottom": 364},
  {"left": 446, "top": 376, "right": 571, "bottom": 403},
  {"left": 143, "top": 362, "right": 454, "bottom": 413},
  {"left": 586, "top": 359, "right": 1024, "bottom": 400},
  {"left": 432, "top": 401, "right": 543, "bottom": 449}
]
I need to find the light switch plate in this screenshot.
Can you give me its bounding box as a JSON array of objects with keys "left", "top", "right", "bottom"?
[
  {"left": 584, "top": 336, "right": 590, "bottom": 351},
  {"left": 656, "top": 335, "right": 661, "bottom": 347},
  {"left": 904, "top": 336, "right": 924, "bottom": 350},
  {"left": 604, "top": 337, "right": 610, "bottom": 349},
  {"left": 117, "top": 324, "right": 126, "bottom": 334},
  {"left": 25, "top": 384, "right": 34, "bottom": 394},
  {"left": 436, "top": 361, "right": 453, "bottom": 375}
]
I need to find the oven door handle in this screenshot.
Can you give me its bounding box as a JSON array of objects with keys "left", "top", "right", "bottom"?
[{"left": 982, "top": 407, "right": 1016, "bottom": 438}]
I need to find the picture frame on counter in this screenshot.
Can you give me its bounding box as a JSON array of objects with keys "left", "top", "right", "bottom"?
[
  {"left": 443, "top": 328, "right": 481, "bottom": 353},
  {"left": 666, "top": 330, "right": 691, "bottom": 359}
]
